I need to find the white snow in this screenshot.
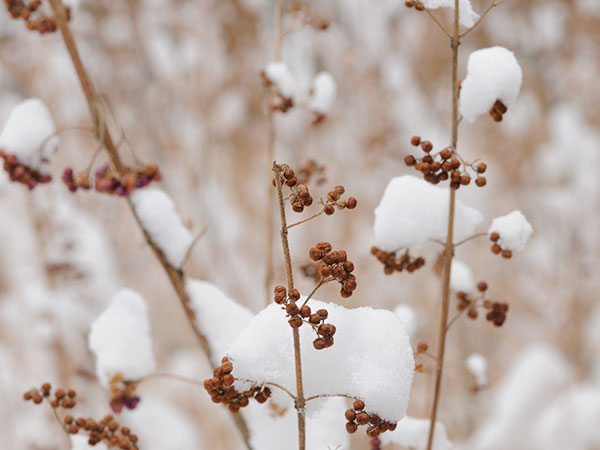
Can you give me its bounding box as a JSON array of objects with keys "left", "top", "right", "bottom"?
[
  {"left": 466, "top": 353, "right": 487, "bottom": 388},
  {"left": 420, "top": 0, "right": 479, "bottom": 28},
  {"left": 120, "top": 397, "right": 202, "bottom": 450},
  {"left": 88, "top": 289, "right": 156, "bottom": 388},
  {"left": 226, "top": 299, "right": 414, "bottom": 422},
  {"left": 245, "top": 397, "right": 350, "bottom": 450},
  {"left": 185, "top": 279, "right": 253, "bottom": 366},
  {"left": 0, "top": 98, "right": 57, "bottom": 172},
  {"left": 130, "top": 189, "right": 194, "bottom": 268},
  {"left": 70, "top": 435, "right": 108, "bottom": 450},
  {"left": 309, "top": 72, "right": 337, "bottom": 114},
  {"left": 264, "top": 62, "right": 297, "bottom": 99},
  {"left": 380, "top": 416, "right": 454, "bottom": 450},
  {"left": 488, "top": 210, "right": 533, "bottom": 252},
  {"left": 467, "top": 345, "right": 572, "bottom": 450},
  {"left": 394, "top": 304, "right": 417, "bottom": 338},
  {"left": 459, "top": 46, "right": 523, "bottom": 123},
  {"left": 450, "top": 260, "right": 475, "bottom": 293},
  {"left": 374, "top": 176, "right": 483, "bottom": 251},
  {"left": 532, "top": 385, "right": 600, "bottom": 450}
]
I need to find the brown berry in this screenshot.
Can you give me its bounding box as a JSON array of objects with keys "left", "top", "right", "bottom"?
[{"left": 410, "top": 136, "right": 421, "bottom": 146}]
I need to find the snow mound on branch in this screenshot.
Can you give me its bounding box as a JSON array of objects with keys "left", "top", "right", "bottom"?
[
  {"left": 227, "top": 300, "right": 414, "bottom": 422},
  {"left": 466, "top": 353, "right": 487, "bottom": 388},
  {"left": 70, "top": 435, "right": 108, "bottom": 450},
  {"left": 0, "top": 98, "right": 57, "bottom": 172},
  {"left": 460, "top": 47, "right": 523, "bottom": 123},
  {"left": 186, "top": 279, "right": 253, "bottom": 366},
  {"left": 420, "top": 0, "right": 479, "bottom": 28},
  {"left": 380, "top": 416, "right": 454, "bottom": 450},
  {"left": 264, "top": 62, "right": 297, "bottom": 99},
  {"left": 488, "top": 210, "right": 533, "bottom": 252},
  {"left": 130, "top": 189, "right": 194, "bottom": 268},
  {"left": 374, "top": 176, "right": 483, "bottom": 251},
  {"left": 89, "top": 289, "right": 156, "bottom": 388},
  {"left": 309, "top": 72, "right": 337, "bottom": 114},
  {"left": 450, "top": 259, "right": 475, "bottom": 293}
]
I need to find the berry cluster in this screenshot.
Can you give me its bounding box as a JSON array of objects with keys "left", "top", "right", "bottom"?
[
  {"left": 370, "top": 246, "right": 425, "bottom": 275},
  {"left": 64, "top": 415, "right": 138, "bottom": 449},
  {"left": 274, "top": 285, "right": 337, "bottom": 350},
  {"left": 23, "top": 383, "right": 139, "bottom": 449},
  {"left": 404, "top": 136, "right": 487, "bottom": 189},
  {"left": 489, "top": 232, "right": 513, "bottom": 258},
  {"left": 4, "top": 0, "right": 71, "bottom": 33},
  {"left": 23, "top": 383, "right": 76, "bottom": 409},
  {"left": 260, "top": 72, "right": 294, "bottom": 113},
  {"left": 86, "top": 163, "right": 161, "bottom": 196},
  {"left": 62, "top": 168, "right": 91, "bottom": 192},
  {"left": 485, "top": 301, "right": 509, "bottom": 327},
  {"left": 323, "top": 185, "right": 357, "bottom": 216},
  {"left": 403, "top": 0, "right": 425, "bottom": 11},
  {"left": 344, "top": 399, "right": 397, "bottom": 437},
  {"left": 296, "top": 159, "right": 326, "bottom": 186},
  {"left": 0, "top": 150, "right": 52, "bottom": 189},
  {"left": 490, "top": 99, "right": 508, "bottom": 122},
  {"left": 273, "top": 164, "right": 314, "bottom": 212},
  {"left": 108, "top": 375, "right": 140, "bottom": 413},
  {"left": 309, "top": 242, "right": 357, "bottom": 298},
  {"left": 204, "top": 358, "right": 272, "bottom": 412},
  {"left": 457, "top": 282, "right": 509, "bottom": 326}
]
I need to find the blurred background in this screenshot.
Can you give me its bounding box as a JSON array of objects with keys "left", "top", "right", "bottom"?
[{"left": 1, "top": 0, "right": 599, "bottom": 448}]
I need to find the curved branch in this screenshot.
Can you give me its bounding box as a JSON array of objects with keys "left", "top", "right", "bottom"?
[{"left": 46, "top": 1, "right": 252, "bottom": 448}]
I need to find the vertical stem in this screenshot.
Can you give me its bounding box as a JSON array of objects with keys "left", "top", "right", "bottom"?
[
  {"left": 426, "top": 1, "right": 460, "bottom": 449},
  {"left": 264, "top": 0, "right": 284, "bottom": 303},
  {"left": 273, "top": 162, "right": 306, "bottom": 450}
]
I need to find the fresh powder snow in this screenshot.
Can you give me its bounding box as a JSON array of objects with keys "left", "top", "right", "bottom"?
[
  {"left": 460, "top": 46, "right": 523, "bottom": 123},
  {"left": 420, "top": 0, "right": 479, "bottom": 28},
  {"left": 380, "top": 416, "right": 454, "bottom": 450},
  {"left": 374, "top": 175, "right": 483, "bottom": 251},
  {"left": 488, "top": 210, "right": 533, "bottom": 252},
  {"left": 89, "top": 289, "right": 156, "bottom": 388},
  {"left": 226, "top": 299, "right": 414, "bottom": 423},
  {"left": 130, "top": 188, "right": 194, "bottom": 268},
  {"left": 309, "top": 71, "right": 337, "bottom": 114},
  {"left": 264, "top": 62, "right": 297, "bottom": 100},
  {"left": 0, "top": 98, "right": 57, "bottom": 173}
]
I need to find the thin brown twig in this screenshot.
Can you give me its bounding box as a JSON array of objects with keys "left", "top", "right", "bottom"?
[
  {"left": 235, "top": 378, "right": 297, "bottom": 400},
  {"left": 140, "top": 372, "right": 206, "bottom": 388},
  {"left": 301, "top": 277, "right": 333, "bottom": 308},
  {"left": 445, "top": 309, "right": 466, "bottom": 332},
  {"left": 273, "top": 162, "right": 306, "bottom": 450},
  {"left": 305, "top": 393, "right": 356, "bottom": 402},
  {"left": 264, "top": 0, "right": 285, "bottom": 304},
  {"left": 454, "top": 232, "right": 488, "bottom": 247},
  {"left": 287, "top": 208, "right": 325, "bottom": 230},
  {"left": 423, "top": 7, "right": 452, "bottom": 38},
  {"left": 46, "top": 1, "right": 253, "bottom": 448},
  {"left": 460, "top": 0, "right": 505, "bottom": 38},
  {"left": 426, "top": 0, "right": 460, "bottom": 447},
  {"left": 182, "top": 222, "right": 210, "bottom": 266}
]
